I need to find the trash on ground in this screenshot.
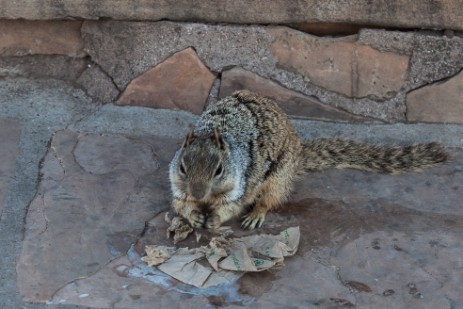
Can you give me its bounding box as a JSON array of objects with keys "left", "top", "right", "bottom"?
[{"left": 142, "top": 213, "right": 300, "bottom": 288}]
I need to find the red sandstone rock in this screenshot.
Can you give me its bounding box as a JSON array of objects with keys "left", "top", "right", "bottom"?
[
  {"left": 219, "top": 67, "right": 377, "bottom": 123},
  {"left": 270, "top": 28, "right": 409, "bottom": 99},
  {"left": 406, "top": 70, "right": 463, "bottom": 124},
  {"left": 117, "top": 48, "right": 215, "bottom": 114},
  {"left": 0, "top": 20, "right": 85, "bottom": 57}
]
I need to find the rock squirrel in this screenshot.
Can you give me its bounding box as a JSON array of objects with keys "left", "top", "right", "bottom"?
[{"left": 169, "top": 90, "right": 449, "bottom": 230}]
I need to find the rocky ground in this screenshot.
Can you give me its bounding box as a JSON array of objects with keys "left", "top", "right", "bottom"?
[{"left": 1, "top": 77, "right": 462, "bottom": 309}]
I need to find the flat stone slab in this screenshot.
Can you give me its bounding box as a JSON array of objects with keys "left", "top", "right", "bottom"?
[
  {"left": 17, "top": 130, "right": 178, "bottom": 302},
  {"left": 0, "top": 119, "right": 22, "bottom": 217},
  {"left": 17, "top": 126, "right": 463, "bottom": 308}
]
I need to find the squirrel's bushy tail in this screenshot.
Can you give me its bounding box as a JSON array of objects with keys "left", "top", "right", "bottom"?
[{"left": 301, "top": 138, "right": 449, "bottom": 174}]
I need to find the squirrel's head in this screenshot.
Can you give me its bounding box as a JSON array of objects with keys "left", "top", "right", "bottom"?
[{"left": 171, "top": 128, "right": 233, "bottom": 202}]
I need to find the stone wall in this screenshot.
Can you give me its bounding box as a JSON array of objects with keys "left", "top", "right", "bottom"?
[{"left": 0, "top": 1, "right": 462, "bottom": 123}]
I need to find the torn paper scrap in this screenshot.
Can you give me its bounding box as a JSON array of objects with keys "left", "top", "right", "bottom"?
[
  {"left": 205, "top": 237, "right": 229, "bottom": 271},
  {"left": 157, "top": 251, "right": 212, "bottom": 288},
  {"left": 142, "top": 245, "right": 176, "bottom": 267},
  {"left": 218, "top": 227, "right": 300, "bottom": 271},
  {"left": 165, "top": 212, "right": 193, "bottom": 244},
  {"left": 142, "top": 226, "right": 300, "bottom": 288},
  {"left": 218, "top": 243, "right": 276, "bottom": 271}
]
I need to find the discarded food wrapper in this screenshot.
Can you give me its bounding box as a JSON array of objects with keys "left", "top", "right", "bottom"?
[
  {"left": 142, "top": 245, "right": 176, "bottom": 266},
  {"left": 142, "top": 225, "right": 300, "bottom": 288}
]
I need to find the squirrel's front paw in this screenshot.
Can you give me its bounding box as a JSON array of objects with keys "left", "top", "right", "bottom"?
[
  {"left": 241, "top": 211, "right": 266, "bottom": 230},
  {"left": 189, "top": 210, "right": 206, "bottom": 228},
  {"left": 205, "top": 214, "right": 222, "bottom": 230}
]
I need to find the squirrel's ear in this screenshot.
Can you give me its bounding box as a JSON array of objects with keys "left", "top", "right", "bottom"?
[
  {"left": 212, "top": 127, "right": 225, "bottom": 150},
  {"left": 182, "top": 129, "right": 195, "bottom": 148}
]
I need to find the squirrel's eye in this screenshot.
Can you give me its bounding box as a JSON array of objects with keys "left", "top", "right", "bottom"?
[
  {"left": 179, "top": 163, "right": 187, "bottom": 175},
  {"left": 214, "top": 164, "right": 223, "bottom": 178}
]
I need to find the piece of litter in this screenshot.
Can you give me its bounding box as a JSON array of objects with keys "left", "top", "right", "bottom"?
[
  {"left": 142, "top": 226, "right": 300, "bottom": 288},
  {"left": 173, "top": 224, "right": 193, "bottom": 244},
  {"left": 165, "top": 212, "right": 194, "bottom": 244},
  {"left": 214, "top": 225, "right": 234, "bottom": 237},
  {"left": 142, "top": 245, "right": 176, "bottom": 266},
  {"left": 205, "top": 237, "right": 229, "bottom": 271}
]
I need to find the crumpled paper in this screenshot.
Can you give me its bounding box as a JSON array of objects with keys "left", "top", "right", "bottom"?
[
  {"left": 142, "top": 219, "right": 300, "bottom": 288},
  {"left": 164, "top": 212, "right": 193, "bottom": 244}
]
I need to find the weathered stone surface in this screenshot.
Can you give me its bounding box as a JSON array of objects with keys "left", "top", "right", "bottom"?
[
  {"left": 17, "top": 122, "right": 463, "bottom": 307},
  {"left": 0, "top": 55, "right": 89, "bottom": 81},
  {"left": 81, "top": 21, "right": 409, "bottom": 121},
  {"left": 0, "top": 20, "right": 85, "bottom": 57},
  {"left": 292, "top": 149, "right": 463, "bottom": 215},
  {"left": 16, "top": 130, "right": 177, "bottom": 302},
  {"left": 334, "top": 230, "right": 463, "bottom": 308},
  {"left": 358, "top": 29, "right": 463, "bottom": 91},
  {"left": 406, "top": 70, "right": 463, "bottom": 123},
  {"left": 4, "top": 76, "right": 463, "bottom": 308},
  {"left": 130, "top": 149, "right": 463, "bottom": 308},
  {"left": 0, "top": 119, "right": 22, "bottom": 217},
  {"left": 270, "top": 28, "right": 409, "bottom": 99},
  {"left": 77, "top": 64, "right": 120, "bottom": 103},
  {"left": 1, "top": 0, "right": 462, "bottom": 31},
  {"left": 81, "top": 21, "right": 275, "bottom": 91},
  {"left": 117, "top": 48, "right": 214, "bottom": 114},
  {"left": 50, "top": 256, "right": 211, "bottom": 308},
  {"left": 219, "top": 67, "right": 378, "bottom": 123}
]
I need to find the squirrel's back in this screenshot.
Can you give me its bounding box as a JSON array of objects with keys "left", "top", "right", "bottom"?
[
  {"left": 194, "top": 90, "right": 302, "bottom": 199},
  {"left": 170, "top": 90, "right": 450, "bottom": 230}
]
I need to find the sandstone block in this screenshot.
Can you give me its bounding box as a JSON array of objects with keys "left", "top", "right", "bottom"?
[
  {"left": 359, "top": 29, "right": 463, "bottom": 90},
  {"left": 16, "top": 131, "right": 175, "bottom": 301},
  {"left": 0, "top": 20, "right": 85, "bottom": 57},
  {"left": 406, "top": 70, "right": 463, "bottom": 123},
  {"left": 219, "top": 67, "right": 376, "bottom": 123},
  {"left": 270, "top": 28, "right": 409, "bottom": 99},
  {"left": 117, "top": 48, "right": 215, "bottom": 114},
  {"left": 0, "top": 55, "right": 88, "bottom": 81},
  {"left": 0, "top": 1, "right": 462, "bottom": 31}
]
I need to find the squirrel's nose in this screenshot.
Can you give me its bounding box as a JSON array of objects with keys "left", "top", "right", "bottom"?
[{"left": 190, "top": 183, "right": 206, "bottom": 200}]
